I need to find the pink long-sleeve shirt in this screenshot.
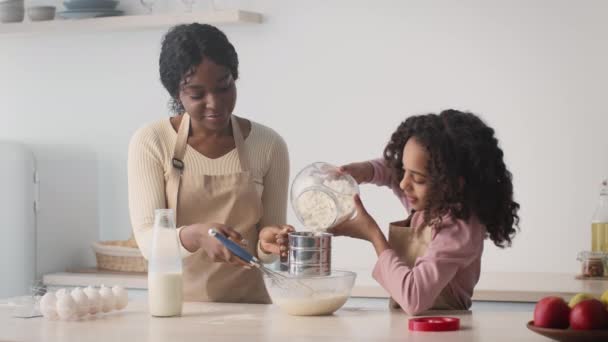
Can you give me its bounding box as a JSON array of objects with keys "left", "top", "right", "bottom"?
[{"left": 366, "top": 159, "right": 486, "bottom": 315}]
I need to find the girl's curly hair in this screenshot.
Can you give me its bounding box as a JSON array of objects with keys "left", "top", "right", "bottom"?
[{"left": 384, "top": 109, "right": 520, "bottom": 247}]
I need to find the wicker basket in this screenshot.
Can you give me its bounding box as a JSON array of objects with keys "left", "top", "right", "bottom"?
[{"left": 91, "top": 238, "right": 147, "bottom": 273}]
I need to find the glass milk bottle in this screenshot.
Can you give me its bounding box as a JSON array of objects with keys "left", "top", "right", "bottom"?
[
  {"left": 148, "top": 209, "right": 183, "bottom": 317},
  {"left": 591, "top": 180, "right": 608, "bottom": 253}
]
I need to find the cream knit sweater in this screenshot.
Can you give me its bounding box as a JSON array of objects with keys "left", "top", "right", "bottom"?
[{"left": 128, "top": 117, "right": 289, "bottom": 262}]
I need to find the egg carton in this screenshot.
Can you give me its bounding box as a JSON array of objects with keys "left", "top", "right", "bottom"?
[
  {"left": 40, "top": 285, "right": 129, "bottom": 320},
  {"left": 2, "top": 280, "right": 129, "bottom": 320}
]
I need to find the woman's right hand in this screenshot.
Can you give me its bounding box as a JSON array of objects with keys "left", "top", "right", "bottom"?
[
  {"left": 339, "top": 161, "right": 374, "bottom": 184},
  {"left": 180, "top": 223, "right": 249, "bottom": 266}
]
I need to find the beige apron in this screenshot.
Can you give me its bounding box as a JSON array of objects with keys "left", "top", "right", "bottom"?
[
  {"left": 388, "top": 219, "right": 463, "bottom": 310},
  {"left": 166, "top": 113, "right": 270, "bottom": 304}
]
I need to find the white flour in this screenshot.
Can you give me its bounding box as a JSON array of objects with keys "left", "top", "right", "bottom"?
[
  {"left": 323, "top": 179, "right": 355, "bottom": 219},
  {"left": 274, "top": 292, "right": 349, "bottom": 316},
  {"left": 294, "top": 178, "right": 356, "bottom": 232},
  {"left": 201, "top": 314, "right": 258, "bottom": 325},
  {"left": 295, "top": 190, "right": 337, "bottom": 231}
]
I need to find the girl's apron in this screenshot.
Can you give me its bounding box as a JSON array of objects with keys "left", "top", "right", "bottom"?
[{"left": 387, "top": 220, "right": 464, "bottom": 310}]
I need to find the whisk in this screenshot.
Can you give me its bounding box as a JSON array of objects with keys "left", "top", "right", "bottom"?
[{"left": 208, "top": 229, "right": 312, "bottom": 294}]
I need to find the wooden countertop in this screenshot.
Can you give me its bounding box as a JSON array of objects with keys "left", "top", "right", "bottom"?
[
  {"left": 43, "top": 270, "right": 608, "bottom": 303},
  {"left": 0, "top": 299, "right": 550, "bottom": 341}
]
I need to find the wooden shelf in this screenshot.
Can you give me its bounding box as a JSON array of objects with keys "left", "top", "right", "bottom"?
[{"left": 0, "top": 10, "right": 262, "bottom": 35}]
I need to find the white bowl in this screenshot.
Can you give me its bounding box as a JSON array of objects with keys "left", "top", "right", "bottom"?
[
  {"left": 0, "top": 3, "right": 24, "bottom": 11},
  {"left": 0, "top": 8, "right": 24, "bottom": 23},
  {"left": 0, "top": 0, "right": 24, "bottom": 8},
  {"left": 0, "top": 3, "right": 24, "bottom": 16},
  {"left": 27, "top": 6, "right": 55, "bottom": 21},
  {"left": 63, "top": 0, "right": 118, "bottom": 10},
  {"left": 0, "top": 0, "right": 24, "bottom": 4},
  {"left": 264, "top": 270, "right": 356, "bottom": 316}
]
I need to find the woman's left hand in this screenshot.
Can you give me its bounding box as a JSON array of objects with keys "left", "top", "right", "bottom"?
[
  {"left": 259, "top": 225, "right": 295, "bottom": 257},
  {"left": 328, "top": 194, "right": 382, "bottom": 242}
]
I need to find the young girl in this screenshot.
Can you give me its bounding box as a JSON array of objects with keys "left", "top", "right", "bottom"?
[{"left": 331, "top": 109, "right": 520, "bottom": 315}]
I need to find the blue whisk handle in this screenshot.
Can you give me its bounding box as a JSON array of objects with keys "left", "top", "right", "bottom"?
[{"left": 208, "top": 228, "right": 259, "bottom": 265}]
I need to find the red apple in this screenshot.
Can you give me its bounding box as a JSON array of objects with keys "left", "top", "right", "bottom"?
[
  {"left": 534, "top": 296, "right": 570, "bottom": 329},
  {"left": 569, "top": 299, "right": 608, "bottom": 330}
]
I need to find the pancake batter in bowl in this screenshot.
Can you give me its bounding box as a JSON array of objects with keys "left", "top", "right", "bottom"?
[{"left": 273, "top": 291, "right": 350, "bottom": 316}]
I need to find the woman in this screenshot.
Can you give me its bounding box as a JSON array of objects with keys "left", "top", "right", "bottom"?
[{"left": 128, "top": 23, "right": 291, "bottom": 304}]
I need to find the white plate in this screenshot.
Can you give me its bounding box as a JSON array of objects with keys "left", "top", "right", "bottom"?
[
  {"left": 63, "top": 0, "right": 118, "bottom": 10},
  {"left": 58, "top": 9, "right": 122, "bottom": 19}
]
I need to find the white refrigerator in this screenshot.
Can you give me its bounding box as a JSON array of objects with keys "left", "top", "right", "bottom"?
[{"left": 0, "top": 142, "right": 37, "bottom": 298}]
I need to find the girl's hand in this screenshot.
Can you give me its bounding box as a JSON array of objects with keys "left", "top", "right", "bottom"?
[
  {"left": 328, "top": 194, "right": 381, "bottom": 241},
  {"left": 329, "top": 195, "right": 390, "bottom": 256},
  {"left": 259, "top": 225, "right": 295, "bottom": 258},
  {"left": 339, "top": 162, "right": 374, "bottom": 184},
  {"left": 180, "top": 223, "right": 251, "bottom": 267}
]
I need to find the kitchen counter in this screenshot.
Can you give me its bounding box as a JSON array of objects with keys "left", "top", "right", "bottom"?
[
  {"left": 0, "top": 298, "right": 548, "bottom": 342},
  {"left": 43, "top": 270, "right": 608, "bottom": 302}
]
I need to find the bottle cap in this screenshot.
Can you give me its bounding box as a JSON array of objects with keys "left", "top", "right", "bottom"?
[{"left": 408, "top": 317, "right": 460, "bottom": 331}]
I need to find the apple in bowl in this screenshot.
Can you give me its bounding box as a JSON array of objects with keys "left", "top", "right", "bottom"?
[
  {"left": 533, "top": 296, "right": 571, "bottom": 329},
  {"left": 570, "top": 299, "right": 608, "bottom": 330}
]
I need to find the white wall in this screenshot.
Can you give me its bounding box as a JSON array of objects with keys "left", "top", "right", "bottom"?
[{"left": 1, "top": 0, "right": 607, "bottom": 282}]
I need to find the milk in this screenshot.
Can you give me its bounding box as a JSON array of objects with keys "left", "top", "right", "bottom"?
[{"left": 148, "top": 272, "right": 183, "bottom": 317}]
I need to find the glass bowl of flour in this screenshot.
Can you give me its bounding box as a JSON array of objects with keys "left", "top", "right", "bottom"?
[
  {"left": 291, "top": 162, "right": 359, "bottom": 232},
  {"left": 264, "top": 270, "right": 356, "bottom": 316}
]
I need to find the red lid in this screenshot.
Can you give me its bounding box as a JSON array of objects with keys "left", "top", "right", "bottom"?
[{"left": 408, "top": 317, "right": 460, "bottom": 332}]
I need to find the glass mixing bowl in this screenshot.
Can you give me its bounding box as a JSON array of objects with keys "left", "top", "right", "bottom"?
[
  {"left": 264, "top": 270, "right": 356, "bottom": 316},
  {"left": 290, "top": 162, "right": 359, "bottom": 232}
]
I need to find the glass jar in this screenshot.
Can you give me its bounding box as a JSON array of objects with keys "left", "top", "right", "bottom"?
[
  {"left": 291, "top": 162, "right": 359, "bottom": 232},
  {"left": 577, "top": 251, "right": 606, "bottom": 277},
  {"left": 591, "top": 179, "right": 608, "bottom": 252}
]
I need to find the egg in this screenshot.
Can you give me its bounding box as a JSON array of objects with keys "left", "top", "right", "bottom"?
[
  {"left": 99, "top": 285, "right": 115, "bottom": 313},
  {"left": 83, "top": 286, "right": 102, "bottom": 315},
  {"left": 70, "top": 288, "right": 90, "bottom": 318},
  {"left": 55, "top": 289, "right": 77, "bottom": 320},
  {"left": 112, "top": 286, "right": 128, "bottom": 310},
  {"left": 39, "top": 292, "right": 58, "bottom": 320}
]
